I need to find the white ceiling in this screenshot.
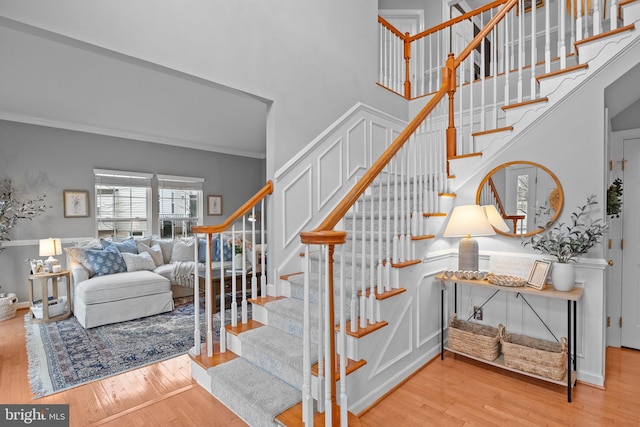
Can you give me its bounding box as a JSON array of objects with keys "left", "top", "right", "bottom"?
[{"left": 0, "top": 18, "right": 268, "bottom": 159}]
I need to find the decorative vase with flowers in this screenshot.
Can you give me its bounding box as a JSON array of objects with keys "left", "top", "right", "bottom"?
[
  {"left": 523, "top": 195, "right": 607, "bottom": 291},
  {"left": 227, "top": 236, "right": 253, "bottom": 269}
]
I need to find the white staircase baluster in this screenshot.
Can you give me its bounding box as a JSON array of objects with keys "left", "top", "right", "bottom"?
[
  {"left": 545, "top": 0, "right": 551, "bottom": 72},
  {"left": 530, "top": 0, "right": 537, "bottom": 99},
  {"left": 206, "top": 234, "right": 215, "bottom": 356},
  {"left": 610, "top": 0, "right": 619, "bottom": 30},
  {"left": 481, "top": 10, "right": 487, "bottom": 132},
  {"left": 219, "top": 232, "right": 226, "bottom": 353},
  {"left": 593, "top": 0, "right": 602, "bottom": 35},
  {"left": 469, "top": 52, "right": 475, "bottom": 151},
  {"left": 302, "top": 245, "right": 313, "bottom": 426},
  {"left": 505, "top": 13, "right": 511, "bottom": 106},
  {"left": 317, "top": 247, "right": 325, "bottom": 414},
  {"left": 259, "top": 199, "right": 266, "bottom": 298},
  {"left": 368, "top": 177, "right": 376, "bottom": 323},
  {"left": 323, "top": 246, "right": 332, "bottom": 424},
  {"left": 518, "top": 0, "right": 524, "bottom": 102},
  {"left": 560, "top": 0, "right": 568, "bottom": 68},
  {"left": 428, "top": 36, "right": 433, "bottom": 93},
  {"left": 231, "top": 225, "right": 238, "bottom": 328},
  {"left": 492, "top": 21, "right": 498, "bottom": 129},
  {"left": 577, "top": 0, "right": 583, "bottom": 42},
  {"left": 193, "top": 232, "right": 202, "bottom": 356},
  {"left": 360, "top": 194, "right": 367, "bottom": 328},
  {"left": 338, "top": 246, "right": 348, "bottom": 427}
]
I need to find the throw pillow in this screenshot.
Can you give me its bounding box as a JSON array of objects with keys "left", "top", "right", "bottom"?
[
  {"left": 100, "top": 236, "right": 138, "bottom": 254},
  {"left": 171, "top": 238, "right": 196, "bottom": 263},
  {"left": 84, "top": 244, "right": 127, "bottom": 276},
  {"left": 121, "top": 251, "right": 157, "bottom": 272},
  {"left": 151, "top": 238, "right": 174, "bottom": 264},
  {"left": 136, "top": 241, "right": 164, "bottom": 266},
  {"left": 198, "top": 235, "right": 220, "bottom": 263}
]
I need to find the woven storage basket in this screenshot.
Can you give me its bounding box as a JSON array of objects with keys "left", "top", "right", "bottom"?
[
  {"left": 501, "top": 333, "right": 567, "bottom": 380},
  {"left": 0, "top": 293, "right": 18, "bottom": 322},
  {"left": 448, "top": 314, "right": 502, "bottom": 361}
]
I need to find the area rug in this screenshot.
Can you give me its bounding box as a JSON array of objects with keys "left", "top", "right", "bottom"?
[{"left": 25, "top": 301, "right": 250, "bottom": 398}]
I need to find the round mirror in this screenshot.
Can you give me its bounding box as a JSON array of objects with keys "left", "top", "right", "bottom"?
[{"left": 475, "top": 161, "right": 563, "bottom": 237}]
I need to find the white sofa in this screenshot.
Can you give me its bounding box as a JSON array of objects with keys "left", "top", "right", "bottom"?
[{"left": 65, "top": 236, "right": 234, "bottom": 328}]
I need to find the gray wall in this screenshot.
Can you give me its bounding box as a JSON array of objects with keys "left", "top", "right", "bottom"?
[{"left": 0, "top": 119, "right": 264, "bottom": 302}]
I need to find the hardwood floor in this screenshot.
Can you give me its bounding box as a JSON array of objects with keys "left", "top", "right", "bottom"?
[{"left": 2, "top": 308, "right": 639, "bottom": 426}]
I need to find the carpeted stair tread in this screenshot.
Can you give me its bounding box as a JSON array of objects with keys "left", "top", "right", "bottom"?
[
  {"left": 209, "top": 357, "right": 301, "bottom": 427},
  {"left": 239, "top": 325, "right": 317, "bottom": 389}
]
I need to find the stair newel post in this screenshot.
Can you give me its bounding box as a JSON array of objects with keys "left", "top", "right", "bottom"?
[
  {"left": 403, "top": 32, "right": 411, "bottom": 99},
  {"left": 259, "top": 199, "right": 267, "bottom": 298},
  {"left": 338, "top": 244, "right": 348, "bottom": 427},
  {"left": 444, "top": 52, "right": 457, "bottom": 176},
  {"left": 219, "top": 231, "right": 226, "bottom": 353},
  {"left": 193, "top": 232, "right": 202, "bottom": 356},
  {"left": 299, "top": 230, "right": 346, "bottom": 426}
]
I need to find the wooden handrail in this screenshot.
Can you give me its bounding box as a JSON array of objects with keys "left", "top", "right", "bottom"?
[
  {"left": 454, "top": 0, "right": 517, "bottom": 69},
  {"left": 300, "top": 85, "right": 449, "bottom": 242},
  {"left": 192, "top": 180, "right": 273, "bottom": 234},
  {"left": 378, "top": 15, "right": 407, "bottom": 40},
  {"left": 407, "top": 0, "right": 507, "bottom": 43}
]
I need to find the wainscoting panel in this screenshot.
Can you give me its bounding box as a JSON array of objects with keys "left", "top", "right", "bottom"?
[
  {"left": 281, "top": 166, "right": 313, "bottom": 247},
  {"left": 347, "top": 117, "right": 367, "bottom": 180},
  {"left": 317, "top": 137, "right": 344, "bottom": 210}
]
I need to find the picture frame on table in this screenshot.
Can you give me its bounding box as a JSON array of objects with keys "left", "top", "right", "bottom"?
[
  {"left": 63, "top": 190, "right": 89, "bottom": 218},
  {"left": 30, "top": 260, "right": 45, "bottom": 275},
  {"left": 527, "top": 259, "right": 551, "bottom": 290},
  {"left": 208, "top": 195, "right": 222, "bottom": 216}
]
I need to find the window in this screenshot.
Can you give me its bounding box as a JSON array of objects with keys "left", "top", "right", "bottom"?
[
  {"left": 157, "top": 174, "right": 203, "bottom": 238},
  {"left": 94, "top": 169, "right": 152, "bottom": 238}
]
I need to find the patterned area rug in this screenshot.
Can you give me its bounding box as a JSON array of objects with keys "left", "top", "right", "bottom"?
[{"left": 25, "top": 301, "right": 250, "bottom": 398}]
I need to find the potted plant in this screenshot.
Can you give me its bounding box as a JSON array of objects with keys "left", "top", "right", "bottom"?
[
  {"left": 523, "top": 195, "right": 607, "bottom": 291},
  {"left": 0, "top": 178, "right": 49, "bottom": 253}
]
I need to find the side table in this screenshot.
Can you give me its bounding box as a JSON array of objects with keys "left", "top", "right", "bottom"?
[{"left": 28, "top": 270, "right": 72, "bottom": 323}]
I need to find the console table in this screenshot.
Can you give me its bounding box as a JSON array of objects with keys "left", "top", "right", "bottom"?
[
  {"left": 435, "top": 273, "right": 583, "bottom": 402},
  {"left": 28, "top": 270, "right": 72, "bottom": 323}
]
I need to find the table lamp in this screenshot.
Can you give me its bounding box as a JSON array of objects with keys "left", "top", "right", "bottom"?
[
  {"left": 482, "top": 205, "right": 511, "bottom": 233},
  {"left": 443, "top": 205, "right": 495, "bottom": 271},
  {"left": 39, "top": 238, "right": 62, "bottom": 271}
]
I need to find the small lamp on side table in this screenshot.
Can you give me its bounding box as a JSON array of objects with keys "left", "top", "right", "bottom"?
[
  {"left": 39, "top": 238, "right": 62, "bottom": 272},
  {"left": 443, "top": 205, "right": 495, "bottom": 271}
]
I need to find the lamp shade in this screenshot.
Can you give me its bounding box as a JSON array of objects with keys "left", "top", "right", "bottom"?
[
  {"left": 482, "top": 205, "right": 511, "bottom": 233},
  {"left": 39, "top": 238, "right": 62, "bottom": 257},
  {"left": 443, "top": 205, "right": 496, "bottom": 238}
]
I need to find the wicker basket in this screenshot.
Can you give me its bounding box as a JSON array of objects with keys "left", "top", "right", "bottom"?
[
  {"left": 0, "top": 293, "right": 18, "bottom": 322},
  {"left": 448, "top": 314, "right": 502, "bottom": 361},
  {"left": 501, "top": 332, "right": 567, "bottom": 380}
]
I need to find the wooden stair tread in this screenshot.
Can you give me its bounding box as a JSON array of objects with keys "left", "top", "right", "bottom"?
[
  {"left": 249, "top": 295, "right": 285, "bottom": 306},
  {"left": 337, "top": 318, "right": 388, "bottom": 338},
  {"left": 188, "top": 342, "right": 237, "bottom": 370},
  {"left": 311, "top": 358, "right": 367, "bottom": 379},
  {"left": 225, "top": 319, "right": 264, "bottom": 336},
  {"left": 423, "top": 212, "right": 447, "bottom": 217},
  {"left": 449, "top": 152, "right": 482, "bottom": 160},
  {"left": 411, "top": 234, "right": 435, "bottom": 241},
  {"left": 575, "top": 23, "right": 636, "bottom": 51},
  {"left": 359, "top": 287, "right": 407, "bottom": 300},
  {"left": 390, "top": 259, "right": 421, "bottom": 268},
  {"left": 502, "top": 97, "right": 548, "bottom": 111},
  {"left": 275, "top": 402, "right": 361, "bottom": 427},
  {"left": 472, "top": 126, "right": 513, "bottom": 137},
  {"left": 280, "top": 271, "right": 303, "bottom": 281},
  {"left": 536, "top": 63, "right": 588, "bottom": 82}
]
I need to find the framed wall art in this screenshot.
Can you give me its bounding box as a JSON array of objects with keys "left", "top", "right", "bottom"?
[
  {"left": 207, "top": 195, "right": 222, "bottom": 216},
  {"left": 63, "top": 190, "right": 89, "bottom": 218}
]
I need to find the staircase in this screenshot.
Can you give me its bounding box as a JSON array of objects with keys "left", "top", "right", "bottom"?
[{"left": 190, "top": 1, "right": 640, "bottom": 425}]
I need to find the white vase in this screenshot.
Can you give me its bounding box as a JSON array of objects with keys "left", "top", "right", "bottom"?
[
  {"left": 551, "top": 262, "right": 575, "bottom": 291},
  {"left": 234, "top": 253, "right": 244, "bottom": 269}
]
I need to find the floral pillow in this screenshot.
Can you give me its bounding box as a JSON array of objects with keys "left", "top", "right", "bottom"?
[{"left": 84, "top": 244, "right": 127, "bottom": 276}]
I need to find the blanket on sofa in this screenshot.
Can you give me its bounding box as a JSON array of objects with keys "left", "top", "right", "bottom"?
[{"left": 171, "top": 261, "right": 196, "bottom": 287}]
